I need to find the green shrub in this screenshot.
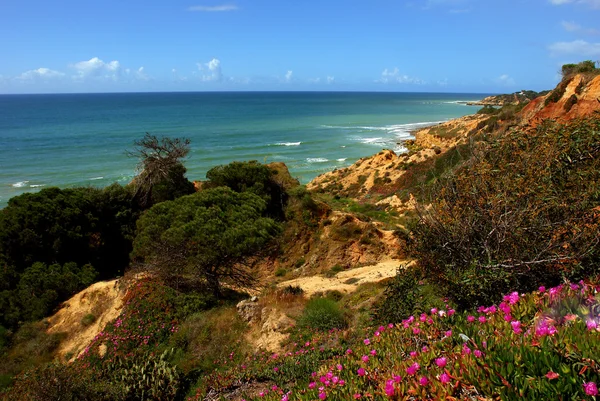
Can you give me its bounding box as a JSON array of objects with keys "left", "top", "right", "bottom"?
[
  {"left": 274, "top": 268, "right": 287, "bottom": 277},
  {"left": 80, "top": 314, "right": 96, "bottom": 327},
  {"left": 279, "top": 285, "right": 304, "bottom": 296},
  {"left": 373, "top": 267, "right": 424, "bottom": 323},
  {"left": 6, "top": 362, "right": 125, "bottom": 401},
  {"left": 411, "top": 117, "right": 600, "bottom": 308},
  {"left": 205, "top": 160, "right": 288, "bottom": 219},
  {"left": 564, "top": 94, "right": 578, "bottom": 112},
  {"left": 105, "top": 350, "right": 180, "bottom": 401},
  {"left": 294, "top": 257, "right": 306, "bottom": 268},
  {"left": 297, "top": 297, "right": 347, "bottom": 332},
  {"left": 324, "top": 264, "right": 344, "bottom": 278},
  {"left": 477, "top": 105, "right": 499, "bottom": 115},
  {"left": 561, "top": 60, "right": 598, "bottom": 77}
]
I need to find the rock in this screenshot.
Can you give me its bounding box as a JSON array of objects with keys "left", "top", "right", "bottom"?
[
  {"left": 433, "top": 146, "right": 442, "bottom": 155},
  {"left": 237, "top": 299, "right": 262, "bottom": 323}
]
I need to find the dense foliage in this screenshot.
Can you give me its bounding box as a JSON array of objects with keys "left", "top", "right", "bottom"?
[
  {"left": 410, "top": 117, "right": 600, "bottom": 308},
  {"left": 132, "top": 187, "right": 282, "bottom": 295},
  {"left": 0, "top": 185, "right": 141, "bottom": 330},
  {"left": 561, "top": 60, "right": 599, "bottom": 77},
  {"left": 205, "top": 160, "right": 288, "bottom": 219}
]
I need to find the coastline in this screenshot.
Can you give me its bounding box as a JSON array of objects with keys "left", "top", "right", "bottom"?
[{"left": 1, "top": 92, "right": 485, "bottom": 208}]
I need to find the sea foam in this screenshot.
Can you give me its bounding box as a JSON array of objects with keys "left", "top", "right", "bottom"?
[
  {"left": 274, "top": 141, "right": 301, "bottom": 146},
  {"left": 306, "top": 158, "right": 329, "bottom": 163},
  {"left": 12, "top": 181, "right": 29, "bottom": 188}
]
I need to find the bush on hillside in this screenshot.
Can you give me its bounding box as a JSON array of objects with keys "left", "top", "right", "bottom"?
[
  {"left": 0, "top": 262, "right": 97, "bottom": 328},
  {"left": 561, "top": 60, "right": 598, "bottom": 77},
  {"left": 374, "top": 266, "right": 425, "bottom": 324},
  {"left": 411, "top": 117, "right": 600, "bottom": 308},
  {"left": 296, "top": 297, "right": 347, "bottom": 332},
  {"left": 0, "top": 185, "right": 140, "bottom": 330},
  {"left": 132, "top": 187, "right": 281, "bottom": 296},
  {"left": 205, "top": 160, "right": 288, "bottom": 219}
]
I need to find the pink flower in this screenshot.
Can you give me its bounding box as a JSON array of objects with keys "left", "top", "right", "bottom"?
[
  {"left": 412, "top": 327, "right": 421, "bottom": 335},
  {"left": 357, "top": 368, "right": 366, "bottom": 376},
  {"left": 338, "top": 380, "right": 345, "bottom": 386},
  {"left": 467, "top": 315, "right": 475, "bottom": 322},
  {"left": 546, "top": 371, "right": 559, "bottom": 380},
  {"left": 318, "top": 391, "right": 327, "bottom": 400},
  {"left": 410, "top": 351, "right": 418, "bottom": 358},
  {"left": 281, "top": 393, "right": 289, "bottom": 401},
  {"left": 462, "top": 345, "right": 471, "bottom": 355},
  {"left": 363, "top": 338, "right": 371, "bottom": 345},
  {"left": 353, "top": 394, "right": 361, "bottom": 399},
  {"left": 587, "top": 319, "right": 598, "bottom": 331},
  {"left": 435, "top": 357, "right": 447, "bottom": 368},
  {"left": 336, "top": 364, "right": 343, "bottom": 371},
  {"left": 511, "top": 320, "right": 522, "bottom": 334},
  {"left": 439, "top": 372, "right": 451, "bottom": 384},
  {"left": 419, "top": 376, "right": 429, "bottom": 386},
  {"left": 583, "top": 382, "right": 598, "bottom": 396},
  {"left": 361, "top": 355, "right": 369, "bottom": 363},
  {"left": 431, "top": 308, "right": 438, "bottom": 314},
  {"left": 421, "top": 346, "right": 428, "bottom": 352},
  {"left": 346, "top": 349, "right": 353, "bottom": 355},
  {"left": 479, "top": 316, "right": 487, "bottom": 323},
  {"left": 420, "top": 313, "right": 427, "bottom": 322},
  {"left": 370, "top": 349, "right": 377, "bottom": 356},
  {"left": 444, "top": 330, "right": 452, "bottom": 338},
  {"left": 474, "top": 349, "right": 483, "bottom": 358},
  {"left": 538, "top": 286, "right": 546, "bottom": 293},
  {"left": 308, "top": 382, "right": 316, "bottom": 389},
  {"left": 393, "top": 375, "right": 402, "bottom": 383},
  {"left": 374, "top": 331, "right": 381, "bottom": 337},
  {"left": 448, "top": 309, "right": 455, "bottom": 317},
  {"left": 384, "top": 379, "right": 395, "bottom": 397},
  {"left": 406, "top": 362, "right": 420, "bottom": 375},
  {"left": 504, "top": 291, "right": 520, "bottom": 305}
]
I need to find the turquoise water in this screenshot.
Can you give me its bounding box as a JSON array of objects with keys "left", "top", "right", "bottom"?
[{"left": 0, "top": 92, "right": 486, "bottom": 208}]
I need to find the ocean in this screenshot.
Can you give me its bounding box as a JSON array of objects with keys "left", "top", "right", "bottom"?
[{"left": 0, "top": 92, "right": 487, "bottom": 208}]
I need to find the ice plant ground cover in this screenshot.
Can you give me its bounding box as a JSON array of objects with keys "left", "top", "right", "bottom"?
[{"left": 189, "top": 280, "right": 600, "bottom": 400}]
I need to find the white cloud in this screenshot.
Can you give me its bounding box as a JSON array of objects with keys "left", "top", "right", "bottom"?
[
  {"left": 197, "top": 58, "right": 223, "bottom": 82},
  {"left": 327, "top": 76, "right": 335, "bottom": 84},
  {"left": 548, "top": 40, "right": 600, "bottom": 56},
  {"left": 561, "top": 21, "right": 599, "bottom": 35},
  {"left": 307, "top": 77, "right": 321, "bottom": 83},
  {"left": 188, "top": 4, "right": 238, "bottom": 12},
  {"left": 378, "top": 68, "right": 424, "bottom": 84},
  {"left": 136, "top": 67, "right": 150, "bottom": 81},
  {"left": 285, "top": 70, "right": 293, "bottom": 82},
  {"left": 497, "top": 74, "right": 516, "bottom": 86},
  {"left": 15, "top": 68, "right": 65, "bottom": 81},
  {"left": 561, "top": 21, "right": 581, "bottom": 31},
  {"left": 549, "top": 0, "right": 600, "bottom": 8},
  {"left": 72, "top": 57, "right": 121, "bottom": 81}
]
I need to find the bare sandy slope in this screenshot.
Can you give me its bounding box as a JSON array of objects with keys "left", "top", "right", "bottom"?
[
  {"left": 277, "top": 259, "right": 408, "bottom": 296},
  {"left": 46, "top": 278, "right": 128, "bottom": 361}
]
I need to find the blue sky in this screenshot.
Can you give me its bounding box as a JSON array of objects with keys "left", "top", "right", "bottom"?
[{"left": 1, "top": 0, "right": 599, "bottom": 94}]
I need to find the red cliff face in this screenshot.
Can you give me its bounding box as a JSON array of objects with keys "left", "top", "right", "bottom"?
[{"left": 519, "top": 74, "right": 600, "bottom": 126}]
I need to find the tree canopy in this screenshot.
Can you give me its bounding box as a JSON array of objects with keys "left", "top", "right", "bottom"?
[
  {"left": 205, "top": 160, "right": 288, "bottom": 219},
  {"left": 132, "top": 187, "right": 281, "bottom": 296}
]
